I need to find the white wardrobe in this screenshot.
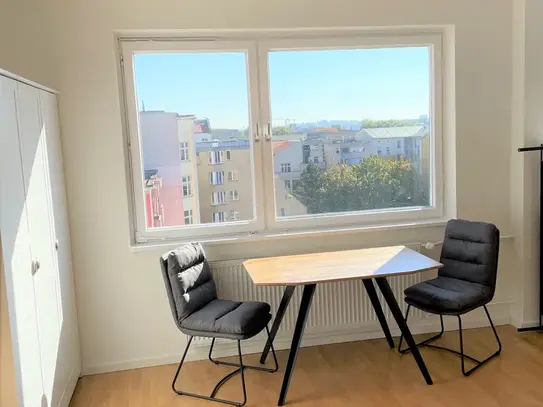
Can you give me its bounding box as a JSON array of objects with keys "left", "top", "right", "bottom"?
[{"left": 0, "top": 72, "right": 80, "bottom": 407}]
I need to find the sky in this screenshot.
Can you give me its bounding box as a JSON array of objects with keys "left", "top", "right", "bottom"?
[{"left": 134, "top": 46, "right": 430, "bottom": 129}]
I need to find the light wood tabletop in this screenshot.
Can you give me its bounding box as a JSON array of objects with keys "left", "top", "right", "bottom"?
[{"left": 243, "top": 245, "right": 443, "bottom": 286}]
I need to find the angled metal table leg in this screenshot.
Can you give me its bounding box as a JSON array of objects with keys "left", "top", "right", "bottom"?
[
  {"left": 261, "top": 285, "right": 296, "bottom": 364},
  {"left": 278, "top": 284, "right": 316, "bottom": 406},
  {"left": 362, "top": 279, "right": 395, "bottom": 348},
  {"left": 375, "top": 277, "right": 433, "bottom": 385}
]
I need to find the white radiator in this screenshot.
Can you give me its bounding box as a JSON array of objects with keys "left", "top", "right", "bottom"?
[{"left": 209, "top": 245, "right": 432, "bottom": 339}]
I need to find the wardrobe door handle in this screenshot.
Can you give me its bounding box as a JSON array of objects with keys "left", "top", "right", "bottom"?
[{"left": 32, "top": 259, "right": 40, "bottom": 275}]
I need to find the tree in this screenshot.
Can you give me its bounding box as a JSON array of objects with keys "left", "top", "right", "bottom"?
[
  {"left": 293, "top": 156, "right": 428, "bottom": 215},
  {"left": 272, "top": 126, "right": 290, "bottom": 135}
]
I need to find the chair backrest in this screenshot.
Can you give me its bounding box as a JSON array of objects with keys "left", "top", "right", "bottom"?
[
  {"left": 160, "top": 242, "right": 217, "bottom": 328},
  {"left": 439, "top": 219, "right": 500, "bottom": 290}
]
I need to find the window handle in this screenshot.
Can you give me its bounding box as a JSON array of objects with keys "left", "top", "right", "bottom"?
[
  {"left": 254, "top": 123, "right": 261, "bottom": 142},
  {"left": 265, "top": 122, "right": 272, "bottom": 141}
]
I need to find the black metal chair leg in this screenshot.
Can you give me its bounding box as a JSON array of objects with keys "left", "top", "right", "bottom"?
[
  {"left": 173, "top": 328, "right": 279, "bottom": 407},
  {"left": 398, "top": 306, "right": 444, "bottom": 354},
  {"left": 398, "top": 304, "right": 502, "bottom": 377},
  {"left": 209, "top": 326, "right": 279, "bottom": 373}
]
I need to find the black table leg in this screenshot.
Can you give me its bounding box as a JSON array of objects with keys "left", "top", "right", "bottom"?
[
  {"left": 278, "top": 284, "right": 316, "bottom": 406},
  {"left": 375, "top": 277, "right": 433, "bottom": 385},
  {"left": 260, "top": 285, "right": 296, "bottom": 364},
  {"left": 362, "top": 279, "right": 395, "bottom": 349}
]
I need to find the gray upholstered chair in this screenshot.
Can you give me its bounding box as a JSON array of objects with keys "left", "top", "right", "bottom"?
[
  {"left": 398, "top": 219, "right": 502, "bottom": 376},
  {"left": 160, "top": 243, "right": 277, "bottom": 407}
]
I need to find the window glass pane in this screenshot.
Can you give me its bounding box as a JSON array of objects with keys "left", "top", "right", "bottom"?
[
  {"left": 268, "top": 46, "right": 431, "bottom": 218},
  {"left": 134, "top": 51, "right": 255, "bottom": 229}
]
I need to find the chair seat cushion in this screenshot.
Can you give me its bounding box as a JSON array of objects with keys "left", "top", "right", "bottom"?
[
  {"left": 404, "top": 276, "right": 493, "bottom": 315},
  {"left": 180, "top": 299, "right": 272, "bottom": 340}
]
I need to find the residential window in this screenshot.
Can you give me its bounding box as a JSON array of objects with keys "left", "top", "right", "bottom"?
[
  {"left": 211, "top": 191, "right": 227, "bottom": 206},
  {"left": 229, "top": 190, "right": 239, "bottom": 201},
  {"left": 209, "top": 171, "right": 225, "bottom": 185},
  {"left": 284, "top": 180, "right": 292, "bottom": 190},
  {"left": 184, "top": 209, "right": 193, "bottom": 225},
  {"left": 179, "top": 142, "right": 190, "bottom": 161},
  {"left": 122, "top": 31, "right": 442, "bottom": 243},
  {"left": 209, "top": 150, "right": 224, "bottom": 165},
  {"left": 181, "top": 175, "right": 192, "bottom": 197},
  {"left": 228, "top": 170, "right": 239, "bottom": 181},
  {"left": 230, "top": 210, "right": 240, "bottom": 221},
  {"left": 212, "top": 211, "right": 228, "bottom": 223}
]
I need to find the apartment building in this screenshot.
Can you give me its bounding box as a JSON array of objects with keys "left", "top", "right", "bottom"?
[
  {"left": 196, "top": 140, "right": 253, "bottom": 224},
  {"left": 139, "top": 110, "right": 199, "bottom": 227}
]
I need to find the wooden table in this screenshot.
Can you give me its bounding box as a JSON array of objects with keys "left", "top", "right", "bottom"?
[{"left": 243, "top": 245, "right": 443, "bottom": 406}]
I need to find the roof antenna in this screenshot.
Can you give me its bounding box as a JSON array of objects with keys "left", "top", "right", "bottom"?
[{"left": 142, "top": 100, "right": 146, "bottom": 112}]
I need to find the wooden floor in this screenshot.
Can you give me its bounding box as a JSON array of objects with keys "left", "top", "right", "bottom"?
[{"left": 70, "top": 326, "right": 543, "bottom": 407}]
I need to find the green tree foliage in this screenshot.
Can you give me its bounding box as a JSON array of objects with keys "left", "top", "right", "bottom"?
[
  {"left": 272, "top": 126, "right": 290, "bottom": 135},
  {"left": 293, "top": 156, "right": 428, "bottom": 214},
  {"left": 361, "top": 119, "right": 423, "bottom": 128}
]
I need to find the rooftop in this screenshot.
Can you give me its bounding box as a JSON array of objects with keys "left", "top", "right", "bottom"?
[{"left": 359, "top": 126, "right": 427, "bottom": 139}]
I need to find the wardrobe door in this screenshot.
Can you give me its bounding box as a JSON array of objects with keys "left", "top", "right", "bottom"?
[
  {"left": 40, "top": 89, "right": 81, "bottom": 404},
  {"left": 0, "top": 77, "right": 43, "bottom": 406},
  {"left": 16, "top": 82, "right": 61, "bottom": 407}
]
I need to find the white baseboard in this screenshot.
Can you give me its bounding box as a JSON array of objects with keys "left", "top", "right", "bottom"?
[{"left": 83, "top": 301, "right": 511, "bottom": 376}]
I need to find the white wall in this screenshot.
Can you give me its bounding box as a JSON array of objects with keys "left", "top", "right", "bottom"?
[
  {"left": 0, "top": 0, "right": 56, "bottom": 89},
  {"left": 49, "top": 0, "right": 517, "bottom": 373}
]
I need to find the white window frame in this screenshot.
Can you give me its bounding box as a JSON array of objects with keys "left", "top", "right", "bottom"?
[
  {"left": 229, "top": 189, "right": 239, "bottom": 201},
  {"left": 209, "top": 170, "right": 225, "bottom": 185},
  {"left": 121, "top": 39, "right": 264, "bottom": 243},
  {"left": 181, "top": 175, "right": 192, "bottom": 197},
  {"left": 179, "top": 142, "right": 190, "bottom": 161},
  {"left": 184, "top": 209, "right": 193, "bottom": 225},
  {"left": 259, "top": 34, "right": 443, "bottom": 232},
  {"left": 120, "top": 30, "right": 445, "bottom": 244},
  {"left": 228, "top": 170, "right": 239, "bottom": 181}
]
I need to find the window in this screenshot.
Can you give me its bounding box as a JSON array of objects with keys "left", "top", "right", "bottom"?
[
  {"left": 229, "top": 190, "right": 239, "bottom": 201},
  {"left": 228, "top": 170, "right": 239, "bottom": 181},
  {"left": 184, "top": 209, "right": 193, "bottom": 225},
  {"left": 209, "top": 171, "right": 225, "bottom": 185},
  {"left": 179, "top": 142, "right": 190, "bottom": 161},
  {"left": 211, "top": 191, "right": 227, "bottom": 205},
  {"left": 181, "top": 175, "right": 192, "bottom": 197},
  {"left": 121, "top": 30, "right": 443, "bottom": 243},
  {"left": 230, "top": 210, "right": 240, "bottom": 221},
  {"left": 212, "top": 211, "right": 228, "bottom": 223},
  {"left": 209, "top": 150, "right": 225, "bottom": 165}
]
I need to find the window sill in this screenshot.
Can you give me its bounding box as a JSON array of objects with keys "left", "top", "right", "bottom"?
[{"left": 130, "top": 217, "right": 452, "bottom": 253}]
